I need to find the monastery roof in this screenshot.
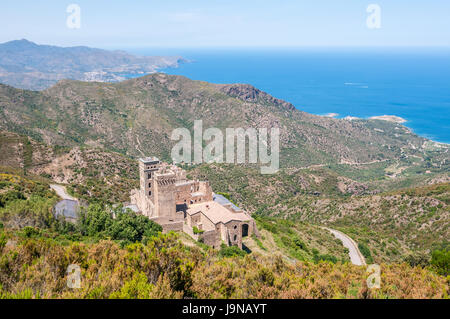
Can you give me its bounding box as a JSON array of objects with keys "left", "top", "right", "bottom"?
[
  {"left": 213, "top": 193, "right": 242, "bottom": 212},
  {"left": 175, "top": 180, "right": 194, "bottom": 187},
  {"left": 191, "top": 191, "right": 204, "bottom": 197},
  {"left": 139, "top": 156, "right": 160, "bottom": 164},
  {"left": 187, "top": 201, "right": 251, "bottom": 225}
]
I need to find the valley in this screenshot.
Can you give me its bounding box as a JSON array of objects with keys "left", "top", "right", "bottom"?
[{"left": 0, "top": 73, "right": 448, "bottom": 299}]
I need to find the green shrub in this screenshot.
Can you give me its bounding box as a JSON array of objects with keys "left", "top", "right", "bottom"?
[
  {"left": 23, "top": 226, "right": 40, "bottom": 238},
  {"left": 358, "top": 243, "right": 374, "bottom": 264},
  {"left": 0, "top": 190, "right": 26, "bottom": 207},
  {"left": 314, "top": 253, "right": 338, "bottom": 264},
  {"left": 0, "top": 194, "right": 56, "bottom": 228},
  {"left": 218, "top": 243, "right": 246, "bottom": 258},
  {"left": 0, "top": 232, "right": 7, "bottom": 251},
  {"left": 430, "top": 249, "right": 449, "bottom": 276},
  {"left": 192, "top": 226, "right": 204, "bottom": 235},
  {"left": 404, "top": 253, "right": 430, "bottom": 268},
  {"left": 80, "top": 204, "right": 162, "bottom": 243},
  {"left": 293, "top": 238, "right": 308, "bottom": 252}
]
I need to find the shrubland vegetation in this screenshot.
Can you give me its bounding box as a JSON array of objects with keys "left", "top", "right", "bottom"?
[
  {"left": 187, "top": 164, "right": 449, "bottom": 263},
  {"left": 0, "top": 230, "right": 448, "bottom": 299},
  {"left": 0, "top": 67, "right": 448, "bottom": 299},
  {"left": 253, "top": 216, "right": 349, "bottom": 263},
  {"left": 0, "top": 143, "right": 449, "bottom": 300},
  {"left": 0, "top": 169, "right": 448, "bottom": 299}
]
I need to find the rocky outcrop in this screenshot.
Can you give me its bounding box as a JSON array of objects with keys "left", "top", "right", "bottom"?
[{"left": 219, "top": 83, "right": 295, "bottom": 111}]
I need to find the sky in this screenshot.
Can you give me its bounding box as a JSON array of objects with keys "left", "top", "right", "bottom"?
[{"left": 1, "top": 0, "right": 449, "bottom": 48}]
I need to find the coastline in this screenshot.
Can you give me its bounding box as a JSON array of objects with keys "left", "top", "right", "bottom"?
[
  {"left": 153, "top": 49, "right": 450, "bottom": 145},
  {"left": 319, "top": 112, "right": 449, "bottom": 145},
  {"left": 368, "top": 115, "right": 407, "bottom": 124},
  {"left": 339, "top": 114, "right": 449, "bottom": 145}
]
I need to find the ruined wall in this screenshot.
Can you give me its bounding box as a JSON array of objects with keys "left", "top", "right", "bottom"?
[
  {"left": 159, "top": 220, "right": 184, "bottom": 233},
  {"left": 198, "top": 181, "right": 213, "bottom": 202},
  {"left": 247, "top": 219, "right": 259, "bottom": 237},
  {"left": 201, "top": 230, "right": 221, "bottom": 249},
  {"left": 175, "top": 181, "right": 195, "bottom": 205},
  {"left": 175, "top": 180, "right": 213, "bottom": 205},
  {"left": 225, "top": 220, "right": 243, "bottom": 249}
]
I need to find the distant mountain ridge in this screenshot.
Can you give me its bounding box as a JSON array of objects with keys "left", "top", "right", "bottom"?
[{"left": 0, "top": 39, "right": 184, "bottom": 90}]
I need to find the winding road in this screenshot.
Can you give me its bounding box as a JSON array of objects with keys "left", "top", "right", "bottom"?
[
  {"left": 323, "top": 227, "right": 366, "bottom": 266},
  {"left": 50, "top": 184, "right": 78, "bottom": 201}
]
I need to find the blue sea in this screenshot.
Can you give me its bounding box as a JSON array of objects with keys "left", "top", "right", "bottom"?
[{"left": 128, "top": 48, "right": 450, "bottom": 143}]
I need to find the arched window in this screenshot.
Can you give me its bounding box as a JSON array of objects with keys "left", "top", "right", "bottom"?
[{"left": 242, "top": 224, "right": 249, "bottom": 237}]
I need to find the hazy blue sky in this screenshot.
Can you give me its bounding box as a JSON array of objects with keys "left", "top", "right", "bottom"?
[{"left": 1, "top": 0, "right": 449, "bottom": 48}]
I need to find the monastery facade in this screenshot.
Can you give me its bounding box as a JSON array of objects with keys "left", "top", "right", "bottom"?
[{"left": 130, "top": 157, "right": 258, "bottom": 249}]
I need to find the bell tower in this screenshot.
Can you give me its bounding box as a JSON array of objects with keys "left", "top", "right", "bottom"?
[{"left": 139, "top": 157, "right": 161, "bottom": 204}]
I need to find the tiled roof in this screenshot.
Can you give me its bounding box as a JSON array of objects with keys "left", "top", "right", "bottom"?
[
  {"left": 213, "top": 193, "right": 242, "bottom": 211},
  {"left": 139, "top": 157, "right": 160, "bottom": 163},
  {"left": 187, "top": 201, "right": 250, "bottom": 225}
]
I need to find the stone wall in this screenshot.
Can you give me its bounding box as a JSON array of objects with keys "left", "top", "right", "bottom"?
[
  {"left": 200, "top": 229, "right": 221, "bottom": 249},
  {"left": 224, "top": 220, "right": 243, "bottom": 249},
  {"left": 160, "top": 220, "right": 184, "bottom": 233},
  {"left": 130, "top": 189, "right": 155, "bottom": 218}
]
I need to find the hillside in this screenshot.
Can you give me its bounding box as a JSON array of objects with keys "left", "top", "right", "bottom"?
[
  {"left": 0, "top": 130, "right": 448, "bottom": 264},
  {"left": 185, "top": 164, "right": 449, "bottom": 262},
  {"left": 0, "top": 73, "right": 448, "bottom": 178},
  {"left": 0, "top": 73, "right": 448, "bottom": 274},
  {"left": 0, "top": 231, "right": 447, "bottom": 299},
  {"left": 0, "top": 170, "right": 447, "bottom": 299},
  {"left": 0, "top": 40, "right": 184, "bottom": 90}
]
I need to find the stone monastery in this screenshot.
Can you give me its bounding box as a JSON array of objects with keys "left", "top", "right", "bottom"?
[{"left": 130, "top": 157, "right": 258, "bottom": 249}]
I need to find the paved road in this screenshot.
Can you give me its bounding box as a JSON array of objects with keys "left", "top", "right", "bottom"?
[
  {"left": 324, "top": 227, "right": 366, "bottom": 266},
  {"left": 50, "top": 184, "right": 78, "bottom": 201}
]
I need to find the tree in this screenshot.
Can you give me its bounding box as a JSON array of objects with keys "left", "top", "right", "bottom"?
[{"left": 430, "top": 249, "right": 449, "bottom": 276}]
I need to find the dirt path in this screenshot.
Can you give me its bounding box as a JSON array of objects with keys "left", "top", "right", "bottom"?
[
  {"left": 50, "top": 184, "right": 78, "bottom": 201},
  {"left": 323, "top": 227, "right": 366, "bottom": 266}
]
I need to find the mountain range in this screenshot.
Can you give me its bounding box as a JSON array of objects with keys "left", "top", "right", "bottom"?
[
  {"left": 0, "top": 73, "right": 447, "bottom": 181},
  {"left": 0, "top": 39, "right": 184, "bottom": 90}
]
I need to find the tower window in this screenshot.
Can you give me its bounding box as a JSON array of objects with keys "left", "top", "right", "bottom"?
[{"left": 149, "top": 191, "right": 152, "bottom": 196}]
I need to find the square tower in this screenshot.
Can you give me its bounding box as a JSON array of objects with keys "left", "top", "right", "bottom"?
[{"left": 139, "top": 157, "right": 160, "bottom": 204}]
